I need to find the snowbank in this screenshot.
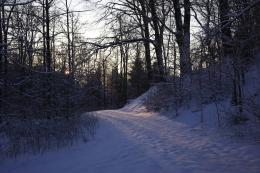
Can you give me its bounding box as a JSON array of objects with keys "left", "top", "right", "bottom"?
[{"left": 121, "top": 86, "right": 158, "bottom": 113}]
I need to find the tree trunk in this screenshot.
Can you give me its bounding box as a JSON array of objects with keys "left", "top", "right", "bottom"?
[
  {"left": 42, "top": 0, "right": 46, "bottom": 71},
  {"left": 0, "top": 5, "right": 2, "bottom": 124},
  {"left": 139, "top": 0, "right": 153, "bottom": 82},
  {"left": 183, "top": 0, "right": 191, "bottom": 74},
  {"left": 219, "top": 0, "right": 232, "bottom": 56},
  {"left": 65, "top": 0, "right": 72, "bottom": 74},
  {"left": 173, "top": 0, "right": 191, "bottom": 76},
  {"left": 2, "top": 5, "right": 7, "bottom": 76},
  {"left": 149, "top": 0, "right": 165, "bottom": 81},
  {"left": 45, "top": 0, "right": 51, "bottom": 72}
]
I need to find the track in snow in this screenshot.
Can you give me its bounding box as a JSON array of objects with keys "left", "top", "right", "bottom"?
[{"left": 1, "top": 109, "right": 260, "bottom": 173}]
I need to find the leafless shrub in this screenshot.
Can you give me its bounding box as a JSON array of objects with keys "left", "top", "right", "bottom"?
[
  {"left": 144, "top": 83, "right": 188, "bottom": 114},
  {"left": 0, "top": 112, "right": 98, "bottom": 159}
]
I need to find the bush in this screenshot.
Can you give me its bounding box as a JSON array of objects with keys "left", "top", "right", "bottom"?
[{"left": 0, "top": 112, "right": 98, "bottom": 159}]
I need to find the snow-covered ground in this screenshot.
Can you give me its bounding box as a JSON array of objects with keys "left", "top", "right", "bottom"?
[
  {"left": 2, "top": 61, "right": 260, "bottom": 173},
  {"left": 1, "top": 97, "right": 260, "bottom": 173}
]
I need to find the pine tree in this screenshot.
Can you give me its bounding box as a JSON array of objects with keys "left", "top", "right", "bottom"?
[{"left": 129, "top": 56, "right": 149, "bottom": 98}]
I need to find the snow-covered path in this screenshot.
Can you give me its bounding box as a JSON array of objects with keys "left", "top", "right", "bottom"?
[{"left": 1, "top": 109, "right": 260, "bottom": 173}]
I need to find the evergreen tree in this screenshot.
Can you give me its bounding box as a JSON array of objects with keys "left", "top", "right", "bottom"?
[{"left": 129, "top": 56, "right": 149, "bottom": 98}]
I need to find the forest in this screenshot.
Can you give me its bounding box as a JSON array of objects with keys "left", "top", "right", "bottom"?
[
  {"left": 0, "top": 0, "right": 259, "bottom": 119},
  {"left": 0, "top": 0, "right": 260, "bottom": 172}
]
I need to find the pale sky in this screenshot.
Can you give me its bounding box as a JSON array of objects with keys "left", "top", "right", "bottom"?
[
  {"left": 68, "top": 0, "right": 105, "bottom": 38},
  {"left": 69, "top": 0, "right": 199, "bottom": 41}
]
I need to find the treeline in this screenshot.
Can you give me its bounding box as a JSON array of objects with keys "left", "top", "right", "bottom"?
[
  {"left": 96, "top": 0, "right": 260, "bottom": 115},
  {"left": 0, "top": 0, "right": 151, "bottom": 123},
  {"left": 0, "top": 0, "right": 102, "bottom": 157},
  {"left": 0, "top": 0, "right": 260, "bottom": 122},
  {"left": 0, "top": 0, "right": 107, "bottom": 122}
]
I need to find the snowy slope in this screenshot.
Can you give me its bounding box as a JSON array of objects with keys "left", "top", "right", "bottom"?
[{"left": 121, "top": 86, "right": 157, "bottom": 113}]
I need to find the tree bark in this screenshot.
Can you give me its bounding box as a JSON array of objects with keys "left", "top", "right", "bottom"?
[
  {"left": 139, "top": 0, "right": 153, "bottom": 82},
  {"left": 149, "top": 0, "right": 165, "bottom": 81},
  {"left": 65, "top": 0, "right": 72, "bottom": 74},
  {"left": 0, "top": 4, "right": 2, "bottom": 124},
  {"left": 45, "top": 0, "right": 51, "bottom": 72},
  {"left": 219, "top": 0, "right": 232, "bottom": 56},
  {"left": 173, "top": 0, "right": 192, "bottom": 76}
]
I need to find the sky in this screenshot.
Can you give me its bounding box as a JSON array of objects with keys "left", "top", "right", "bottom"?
[
  {"left": 68, "top": 0, "right": 105, "bottom": 38},
  {"left": 69, "top": 0, "right": 200, "bottom": 41}
]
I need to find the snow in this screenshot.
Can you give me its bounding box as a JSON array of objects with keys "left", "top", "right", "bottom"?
[
  {"left": 121, "top": 86, "right": 157, "bottom": 113},
  {"left": 1, "top": 95, "right": 260, "bottom": 173},
  {"left": 1, "top": 61, "right": 260, "bottom": 173}
]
